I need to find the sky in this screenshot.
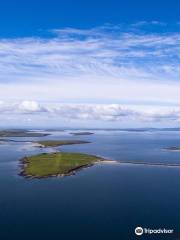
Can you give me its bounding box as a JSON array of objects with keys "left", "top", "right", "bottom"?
[{"left": 1, "top": 0, "right": 180, "bottom": 128}]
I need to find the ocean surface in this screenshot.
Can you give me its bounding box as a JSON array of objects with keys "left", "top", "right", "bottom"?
[{"left": 1, "top": 129, "right": 180, "bottom": 240}]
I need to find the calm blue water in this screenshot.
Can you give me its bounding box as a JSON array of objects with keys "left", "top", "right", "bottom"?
[{"left": 1, "top": 130, "right": 180, "bottom": 240}]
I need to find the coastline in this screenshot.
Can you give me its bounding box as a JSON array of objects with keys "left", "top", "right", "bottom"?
[
  {"left": 19, "top": 155, "right": 180, "bottom": 179},
  {"left": 19, "top": 153, "right": 108, "bottom": 179}
]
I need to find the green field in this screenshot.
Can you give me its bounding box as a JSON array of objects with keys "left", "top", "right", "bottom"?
[
  {"left": 21, "top": 152, "right": 103, "bottom": 177},
  {"left": 36, "top": 140, "right": 89, "bottom": 147}
]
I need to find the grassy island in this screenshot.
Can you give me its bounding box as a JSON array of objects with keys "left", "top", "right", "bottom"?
[
  {"left": 36, "top": 140, "right": 90, "bottom": 147},
  {"left": 20, "top": 152, "right": 103, "bottom": 178}
]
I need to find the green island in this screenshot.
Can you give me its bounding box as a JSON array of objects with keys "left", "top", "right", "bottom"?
[
  {"left": 20, "top": 152, "right": 104, "bottom": 178},
  {"left": 165, "top": 146, "right": 180, "bottom": 151},
  {"left": 0, "top": 139, "right": 90, "bottom": 147},
  {"left": 70, "top": 132, "right": 94, "bottom": 135},
  {"left": 36, "top": 140, "right": 90, "bottom": 147}
]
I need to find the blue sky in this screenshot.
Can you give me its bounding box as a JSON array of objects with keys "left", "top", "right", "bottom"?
[
  {"left": 1, "top": 0, "right": 180, "bottom": 128},
  {"left": 1, "top": 0, "right": 180, "bottom": 38}
]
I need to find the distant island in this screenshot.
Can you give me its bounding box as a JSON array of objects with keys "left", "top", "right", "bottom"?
[
  {"left": 70, "top": 132, "right": 94, "bottom": 136},
  {"left": 0, "top": 139, "right": 90, "bottom": 147},
  {"left": 0, "top": 130, "right": 49, "bottom": 137},
  {"left": 45, "top": 129, "right": 65, "bottom": 132},
  {"left": 20, "top": 152, "right": 104, "bottom": 178},
  {"left": 35, "top": 140, "right": 90, "bottom": 147},
  {"left": 164, "top": 146, "right": 180, "bottom": 151}
]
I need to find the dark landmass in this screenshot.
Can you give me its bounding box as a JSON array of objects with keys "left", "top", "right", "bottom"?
[
  {"left": 45, "top": 129, "right": 65, "bottom": 132},
  {"left": 66, "top": 127, "right": 180, "bottom": 132},
  {"left": 36, "top": 140, "right": 90, "bottom": 147},
  {"left": 164, "top": 146, "right": 180, "bottom": 151},
  {"left": 0, "top": 130, "right": 50, "bottom": 137},
  {"left": 0, "top": 139, "right": 29, "bottom": 143},
  {"left": 20, "top": 152, "right": 104, "bottom": 178},
  {"left": 108, "top": 128, "right": 180, "bottom": 132},
  {"left": 70, "top": 132, "right": 94, "bottom": 136}
]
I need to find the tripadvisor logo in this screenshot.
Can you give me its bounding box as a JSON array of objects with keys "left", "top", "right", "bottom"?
[
  {"left": 135, "top": 226, "right": 174, "bottom": 236},
  {"left": 135, "top": 227, "right": 143, "bottom": 236}
]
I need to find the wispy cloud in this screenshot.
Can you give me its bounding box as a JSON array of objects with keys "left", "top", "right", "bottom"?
[
  {"left": 1, "top": 24, "right": 180, "bottom": 84},
  {"left": 1, "top": 23, "right": 180, "bottom": 126}
]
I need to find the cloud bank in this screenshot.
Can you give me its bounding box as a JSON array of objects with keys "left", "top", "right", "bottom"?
[{"left": 1, "top": 101, "right": 180, "bottom": 124}]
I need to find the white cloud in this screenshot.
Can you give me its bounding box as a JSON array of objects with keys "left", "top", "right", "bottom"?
[
  {"left": 0, "top": 25, "right": 180, "bottom": 86},
  {"left": 1, "top": 101, "right": 180, "bottom": 124},
  {"left": 0, "top": 24, "right": 180, "bottom": 126},
  {"left": 18, "top": 101, "right": 44, "bottom": 113}
]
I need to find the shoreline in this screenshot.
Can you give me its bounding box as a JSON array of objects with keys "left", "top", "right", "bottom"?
[
  {"left": 19, "top": 161, "right": 99, "bottom": 179},
  {"left": 19, "top": 156, "right": 180, "bottom": 179},
  {"left": 19, "top": 153, "right": 106, "bottom": 179}
]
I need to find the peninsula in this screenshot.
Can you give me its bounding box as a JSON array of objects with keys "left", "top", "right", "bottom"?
[{"left": 35, "top": 140, "right": 90, "bottom": 147}]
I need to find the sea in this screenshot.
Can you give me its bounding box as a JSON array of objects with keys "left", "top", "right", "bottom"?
[{"left": 1, "top": 129, "right": 180, "bottom": 240}]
